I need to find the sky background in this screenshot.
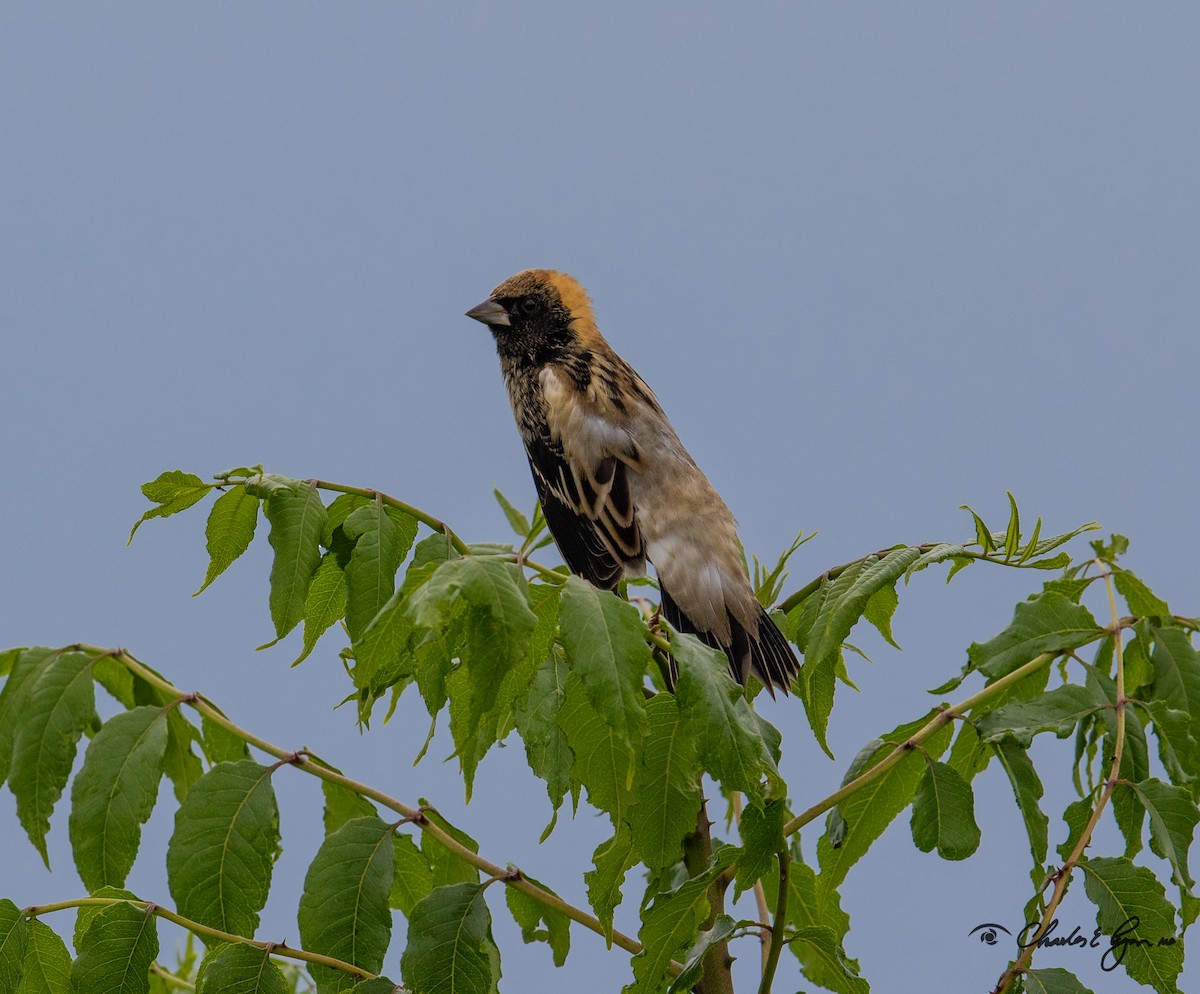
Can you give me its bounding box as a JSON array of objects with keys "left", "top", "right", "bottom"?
[{"left": 2, "top": 4, "right": 1198, "bottom": 992}]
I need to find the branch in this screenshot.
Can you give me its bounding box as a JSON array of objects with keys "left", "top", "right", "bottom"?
[
  {"left": 23, "top": 897, "right": 369, "bottom": 980},
  {"left": 757, "top": 851, "right": 790, "bottom": 994},
  {"left": 989, "top": 562, "right": 1128, "bottom": 994},
  {"left": 91, "top": 645, "right": 654, "bottom": 965}
]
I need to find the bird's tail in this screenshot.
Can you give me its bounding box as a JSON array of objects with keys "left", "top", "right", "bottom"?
[{"left": 659, "top": 587, "right": 800, "bottom": 695}]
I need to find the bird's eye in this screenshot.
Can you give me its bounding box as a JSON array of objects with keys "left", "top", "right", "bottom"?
[{"left": 519, "top": 296, "right": 541, "bottom": 316}]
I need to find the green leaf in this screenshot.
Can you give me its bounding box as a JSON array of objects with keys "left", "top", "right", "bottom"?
[
  {"left": 400, "top": 883, "right": 501, "bottom": 994},
  {"left": 1126, "top": 778, "right": 1198, "bottom": 895},
  {"left": 298, "top": 816, "right": 395, "bottom": 992},
  {"left": 862, "top": 583, "right": 900, "bottom": 648},
  {"left": 195, "top": 486, "right": 260, "bottom": 595},
  {"left": 585, "top": 827, "right": 636, "bottom": 944},
  {"left": 69, "top": 900, "right": 159, "bottom": 994},
  {"left": 910, "top": 760, "right": 980, "bottom": 860},
  {"left": 0, "top": 647, "right": 58, "bottom": 788},
  {"left": 343, "top": 502, "right": 417, "bottom": 642},
  {"left": 129, "top": 471, "right": 210, "bottom": 542},
  {"left": 200, "top": 711, "right": 250, "bottom": 765},
  {"left": 968, "top": 592, "right": 1101, "bottom": 679},
  {"left": 195, "top": 944, "right": 289, "bottom": 994},
  {"left": 295, "top": 553, "right": 348, "bottom": 666},
  {"left": 557, "top": 577, "right": 649, "bottom": 756},
  {"left": 514, "top": 645, "right": 573, "bottom": 821},
  {"left": 1138, "top": 698, "right": 1199, "bottom": 790},
  {"left": 0, "top": 898, "right": 28, "bottom": 994},
  {"left": 1080, "top": 856, "right": 1183, "bottom": 990},
  {"left": 390, "top": 835, "right": 434, "bottom": 918},
  {"left": 818, "top": 711, "right": 953, "bottom": 894},
  {"left": 783, "top": 858, "right": 861, "bottom": 992},
  {"left": 21, "top": 919, "right": 71, "bottom": 994},
  {"left": 959, "top": 504, "right": 995, "bottom": 553},
  {"left": 68, "top": 706, "right": 168, "bottom": 892},
  {"left": 307, "top": 756, "right": 377, "bottom": 836},
  {"left": 665, "top": 914, "right": 737, "bottom": 994},
  {"left": 1056, "top": 795, "right": 1094, "bottom": 864},
  {"left": 260, "top": 482, "right": 328, "bottom": 641},
  {"left": 976, "top": 685, "right": 1101, "bottom": 748},
  {"left": 558, "top": 671, "right": 635, "bottom": 825},
  {"left": 493, "top": 488, "right": 530, "bottom": 537},
  {"left": 992, "top": 740, "right": 1049, "bottom": 868},
  {"left": 735, "top": 798, "right": 786, "bottom": 897},
  {"left": 1115, "top": 570, "right": 1171, "bottom": 619},
  {"left": 166, "top": 761, "right": 280, "bottom": 935},
  {"left": 627, "top": 695, "right": 700, "bottom": 869},
  {"left": 1022, "top": 968, "right": 1096, "bottom": 994},
  {"left": 130, "top": 673, "right": 203, "bottom": 804},
  {"left": 672, "top": 634, "right": 778, "bottom": 802},
  {"left": 505, "top": 873, "right": 570, "bottom": 967},
  {"left": 1002, "top": 491, "right": 1021, "bottom": 560},
  {"left": 9, "top": 649, "right": 97, "bottom": 864},
  {"left": 1149, "top": 626, "right": 1200, "bottom": 751},
  {"left": 628, "top": 847, "right": 737, "bottom": 993},
  {"left": 72, "top": 886, "right": 139, "bottom": 955},
  {"left": 420, "top": 809, "right": 481, "bottom": 889},
  {"left": 1017, "top": 515, "right": 1044, "bottom": 564},
  {"left": 353, "top": 554, "right": 445, "bottom": 697},
  {"left": 799, "top": 546, "right": 924, "bottom": 753}
]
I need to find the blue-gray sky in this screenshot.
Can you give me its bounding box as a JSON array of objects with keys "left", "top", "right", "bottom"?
[{"left": 2, "top": 5, "right": 1197, "bottom": 991}]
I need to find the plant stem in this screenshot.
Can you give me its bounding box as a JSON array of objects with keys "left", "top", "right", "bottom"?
[
  {"left": 989, "top": 563, "right": 1127, "bottom": 994},
  {"left": 23, "top": 897, "right": 368, "bottom": 979},
  {"left": 94, "top": 646, "right": 661, "bottom": 968},
  {"left": 756, "top": 851, "right": 790, "bottom": 994},
  {"left": 683, "top": 789, "right": 735, "bottom": 994},
  {"left": 732, "top": 792, "right": 772, "bottom": 973}
]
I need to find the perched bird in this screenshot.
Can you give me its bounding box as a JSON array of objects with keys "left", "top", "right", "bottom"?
[{"left": 467, "top": 269, "right": 799, "bottom": 693}]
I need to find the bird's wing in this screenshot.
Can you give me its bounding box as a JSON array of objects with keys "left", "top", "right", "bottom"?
[{"left": 528, "top": 367, "right": 647, "bottom": 588}]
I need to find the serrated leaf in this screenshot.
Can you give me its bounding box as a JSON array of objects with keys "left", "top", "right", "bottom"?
[
  {"left": 130, "top": 676, "right": 203, "bottom": 805},
  {"left": 558, "top": 671, "right": 635, "bottom": 825},
  {"left": 21, "top": 919, "right": 71, "bottom": 994},
  {"left": 72, "top": 887, "right": 139, "bottom": 955},
  {"left": 69, "top": 901, "right": 159, "bottom": 994},
  {"left": 585, "top": 828, "right": 636, "bottom": 945},
  {"left": 129, "top": 471, "right": 210, "bottom": 542},
  {"left": 818, "top": 711, "right": 952, "bottom": 895},
  {"left": 295, "top": 553, "right": 348, "bottom": 665},
  {"left": 960, "top": 504, "right": 995, "bottom": 553},
  {"left": 735, "top": 798, "right": 786, "bottom": 897},
  {"left": 976, "top": 684, "right": 1100, "bottom": 748},
  {"left": 353, "top": 555, "right": 444, "bottom": 697},
  {"left": 783, "top": 858, "right": 861, "bottom": 992},
  {"left": 903, "top": 543, "right": 969, "bottom": 582},
  {"left": 968, "top": 592, "right": 1101, "bottom": 679},
  {"left": 195, "top": 944, "right": 289, "bottom": 994},
  {"left": 802, "top": 546, "right": 923, "bottom": 754},
  {"left": 390, "top": 835, "right": 434, "bottom": 918},
  {"left": 1080, "top": 857, "right": 1183, "bottom": 989},
  {"left": 195, "top": 486, "right": 260, "bottom": 594},
  {"left": 1138, "top": 699, "right": 1199, "bottom": 790},
  {"left": 9, "top": 649, "right": 97, "bottom": 864},
  {"left": 1126, "top": 778, "right": 1198, "bottom": 895},
  {"left": 303, "top": 755, "right": 376, "bottom": 836},
  {"left": 298, "top": 816, "right": 395, "bottom": 992},
  {"left": 505, "top": 873, "right": 570, "bottom": 967},
  {"left": 261, "top": 482, "right": 327, "bottom": 641},
  {"left": 69, "top": 706, "right": 168, "bottom": 891},
  {"left": 166, "top": 761, "right": 280, "bottom": 935},
  {"left": 200, "top": 711, "right": 250, "bottom": 765},
  {"left": 420, "top": 809, "right": 481, "bottom": 889},
  {"left": 672, "top": 634, "right": 777, "bottom": 802},
  {"left": 862, "top": 583, "right": 900, "bottom": 648},
  {"left": 0, "top": 898, "right": 28, "bottom": 993},
  {"left": 665, "top": 914, "right": 737, "bottom": 994},
  {"left": 343, "top": 502, "right": 417, "bottom": 642},
  {"left": 1149, "top": 626, "right": 1200, "bottom": 752},
  {"left": 492, "top": 488, "right": 530, "bottom": 537},
  {"left": 993, "top": 740, "right": 1048, "bottom": 868},
  {"left": 0, "top": 647, "right": 58, "bottom": 788},
  {"left": 910, "top": 760, "right": 980, "bottom": 860},
  {"left": 557, "top": 577, "right": 649, "bottom": 757},
  {"left": 514, "top": 644, "right": 573, "bottom": 820},
  {"left": 1115, "top": 570, "right": 1170, "bottom": 619},
  {"left": 1022, "top": 968, "right": 1095, "bottom": 994},
  {"left": 400, "top": 883, "right": 501, "bottom": 994},
  {"left": 628, "top": 695, "right": 700, "bottom": 870}
]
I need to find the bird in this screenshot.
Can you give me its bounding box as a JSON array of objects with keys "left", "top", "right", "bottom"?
[{"left": 466, "top": 268, "right": 799, "bottom": 694}]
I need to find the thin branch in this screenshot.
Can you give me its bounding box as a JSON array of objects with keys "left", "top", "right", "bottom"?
[
  {"left": 989, "top": 561, "right": 1127, "bottom": 994},
  {"left": 757, "top": 850, "right": 790, "bottom": 994},
  {"left": 148, "top": 964, "right": 196, "bottom": 991},
  {"left": 731, "top": 792, "right": 772, "bottom": 973},
  {"left": 89, "top": 646, "right": 659, "bottom": 967},
  {"left": 24, "top": 897, "right": 370, "bottom": 980}
]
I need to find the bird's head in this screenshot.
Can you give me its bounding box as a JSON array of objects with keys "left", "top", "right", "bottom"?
[{"left": 466, "top": 269, "right": 601, "bottom": 364}]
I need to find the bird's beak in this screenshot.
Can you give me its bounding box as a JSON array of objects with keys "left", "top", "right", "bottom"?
[{"left": 466, "top": 299, "right": 510, "bottom": 327}]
